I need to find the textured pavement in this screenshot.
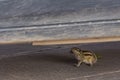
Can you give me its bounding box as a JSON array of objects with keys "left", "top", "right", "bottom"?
[{"left": 0, "top": 42, "right": 120, "bottom": 80}]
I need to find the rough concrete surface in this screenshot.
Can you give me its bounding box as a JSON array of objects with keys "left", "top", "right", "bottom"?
[{"left": 0, "top": 42, "right": 120, "bottom": 80}]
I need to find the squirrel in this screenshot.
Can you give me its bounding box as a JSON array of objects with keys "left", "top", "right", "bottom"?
[{"left": 71, "top": 47, "right": 98, "bottom": 67}]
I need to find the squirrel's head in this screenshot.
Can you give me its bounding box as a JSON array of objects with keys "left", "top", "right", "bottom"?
[{"left": 70, "top": 47, "right": 82, "bottom": 54}]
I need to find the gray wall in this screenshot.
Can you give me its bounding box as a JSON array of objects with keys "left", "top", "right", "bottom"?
[{"left": 0, "top": 0, "right": 120, "bottom": 43}]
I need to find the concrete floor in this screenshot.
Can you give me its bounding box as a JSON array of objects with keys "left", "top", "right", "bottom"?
[{"left": 0, "top": 42, "right": 120, "bottom": 80}]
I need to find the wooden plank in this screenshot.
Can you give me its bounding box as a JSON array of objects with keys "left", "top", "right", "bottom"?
[{"left": 32, "top": 36, "right": 120, "bottom": 45}]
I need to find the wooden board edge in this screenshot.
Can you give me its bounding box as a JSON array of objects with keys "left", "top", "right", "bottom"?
[
  {"left": 0, "top": 36, "right": 120, "bottom": 45},
  {"left": 32, "top": 36, "right": 120, "bottom": 46}
]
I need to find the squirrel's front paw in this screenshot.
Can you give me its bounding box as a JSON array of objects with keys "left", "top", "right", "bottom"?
[{"left": 74, "top": 64, "right": 80, "bottom": 67}]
